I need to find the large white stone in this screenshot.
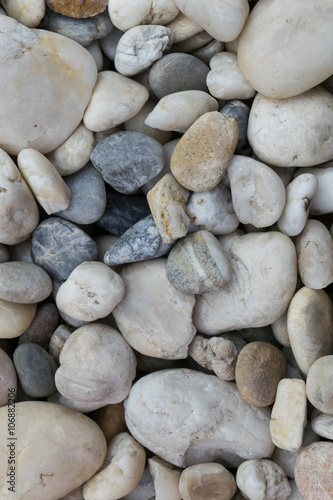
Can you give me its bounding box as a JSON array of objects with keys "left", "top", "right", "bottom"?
[{"left": 108, "top": 0, "right": 179, "bottom": 31}]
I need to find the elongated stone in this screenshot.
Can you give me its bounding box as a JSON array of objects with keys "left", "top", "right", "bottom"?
[{"left": 0, "top": 262, "right": 52, "bottom": 304}]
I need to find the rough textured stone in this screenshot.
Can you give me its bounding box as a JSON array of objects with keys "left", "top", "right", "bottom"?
[
  {"left": 0, "top": 348, "right": 17, "bottom": 407},
  {"left": 0, "top": 262, "right": 52, "bottom": 304},
  {"left": 236, "top": 459, "right": 291, "bottom": 500},
  {"left": 18, "top": 302, "right": 59, "bottom": 347},
  {"left": 108, "top": 0, "right": 179, "bottom": 31},
  {"left": 306, "top": 355, "right": 333, "bottom": 414},
  {"left": 46, "top": 0, "right": 108, "bottom": 18},
  {"left": 294, "top": 442, "right": 333, "bottom": 500},
  {"left": 0, "top": 300, "right": 36, "bottom": 339},
  {"left": 179, "top": 463, "right": 237, "bottom": 500}
]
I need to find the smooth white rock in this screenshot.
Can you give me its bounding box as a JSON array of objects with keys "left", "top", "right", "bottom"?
[
  {"left": 238, "top": 0, "right": 333, "bottom": 99},
  {"left": 228, "top": 155, "right": 286, "bottom": 228},
  {"left": 194, "top": 232, "right": 297, "bottom": 335},
  {"left": 86, "top": 40, "right": 104, "bottom": 72},
  {"left": 294, "top": 219, "right": 333, "bottom": 289},
  {"left": 248, "top": 87, "right": 333, "bottom": 167},
  {"left": 124, "top": 100, "right": 173, "bottom": 144},
  {"left": 145, "top": 90, "right": 218, "bottom": 133},
  {"left": 207, "top": 52, "right": 255, "bottom": 100},
  {"left": 306, "top": 356, "right": 333, "bottom": 414},
  {"left": 174, "top": 0, "right": 249, "bottom": 42},
  {"left": 277, "top": 174, "right": 318, "bottom": 237},
  {"left": 2, "top": 0, "right": 45, "bottom": 27},
  {"left": 0, "top": 300, "right": 36, "bottom": 339},
  {"left": 236, "top": 459, "right": 291, "bottom": 500},
  {"left": 148, "top": 456, "right": 181, "bottom": 500},
  {"left": 84, "top": 71, "right": 149, "bottom": 132},
  {"left": 108, "top": 0, "right": 179, "bottom": 31},
  {"left": 165, "top": 11, "right": 203, "bottom": 44},
  {"left": 311, "top": 410, "right": 333, "bottom": 440},
  {"left": 293, "top": 162, "right": 333, "bottom": 215}
]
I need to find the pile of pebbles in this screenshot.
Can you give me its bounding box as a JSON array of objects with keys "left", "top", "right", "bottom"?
[{"left": 0, "top": 0, "right": 332, "bottom": 499}]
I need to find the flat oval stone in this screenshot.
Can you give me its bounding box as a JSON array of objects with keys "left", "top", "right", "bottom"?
[
  {"left": 0, "top": 300, "right": 36, "bottom": 339},
  {"left": 0, "top": 348, "right": 17, "bottom": 407},
  {"left": 18, "top": 302, "right": 59, "bottom": 347},
  {"left": 295, "top": 442, "right": 333, "bottom": 500},
  {"left": 0, "top": 16, "right": 97, "bottom": 155},
  {"left": 13, "top": 342, "right": 56, "bottom": 398},
  {"left": 220, "top": 100, "right": 250, "bottom": 152},
  {"left": 293, "top": 163, "right": 333, "bottom": 215},
  {"left": 238, "top": 0, "right": 333, "bottom": 99},
  {"left": 125, "top": 369, "right": 274, "bottom": 468},
  {"left": 248, "top": 87, "right": 333, "bottom": 167},
  {"left": 91, "top": 131, "right": 165, "bottom": 194},
  {"left": 0, "top": 262, "right": 52, "bottom": 304},
  {"left": 194, "top": 232, "right": 297, "bottom": 335},
  {"left": 0, "top": 401, "right": 107, "bottom": 499},
  {"left": 31, "top": 217, "right": 98, "bottom": 280},
  {"left": 108, "top": 0, "right": 179, "bottom": 31},
  {"left": 306, "top": 356, "right": 333, "bottom": 414},
  {"left": 47, "top": 0, "right": 108, "bottom": 18},
  {"left": 311, "top": 411, "right": 333, "bottom": 440}
]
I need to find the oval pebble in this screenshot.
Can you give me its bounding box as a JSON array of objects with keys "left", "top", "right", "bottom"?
[
  {"left": 0, "top": 300, "right": 36, "bottom": 339},
  {"left": 2, "top": 0, "right": 45, "bottom": 27},
  {"left": 108, "top": 0, "right": 179, "bottom": 31},
  {"left": 294, "top": 442, "right": 333, "bottom": 500},
  {"left": 306, "top": 355, "right": 333, "bottom": 414},
  {"left": 0, "top": 261, "right": 52, "bottom": 304},
  {"left": 179, "top": 463, "right": 237, "bottom": 500},
  {"left": 166, "top": 11, "right": 203, "bottom": 44}
]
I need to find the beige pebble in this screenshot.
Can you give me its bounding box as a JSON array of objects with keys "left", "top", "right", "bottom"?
[
  {"left": 0, "top": 299, "right": 36, "bottom": 339},
  {"left": 0, "top": 348, "right": 17, "bottom": 407},
  {"left": 48, "top": 324, "right": 72, "bottom": 363},
  {"left": 166, "top": 11, "right": 204, "bottom": 43},
  {"left": 179, "top": 463, "right": 237, "bottom": 500},
  {"left": 124, "top": 100, "right": 173, "bottom": 144},
  {"left": 294, "top": 441, "right": 333, "bottom": 500},
  {"left": 306, "top": 355, "right": 333, "bottom": 414},
  {"left": 148, "top": 456, "right": 181, "bottom": 500},
  {"left": 91, "top": 403, "right": 127, "bottom": 444},
  {"left": 311, "top": 410, "right": 333, "bottom": 440},
  {"left": 271, "top": 311, "right": 290, "bottom": 347},
  {"left": 2, "top": 0, "right": 45, "bottom": 27},
  {"left": 236, "top": 459, "right": 291, "bottom": 500},
  {"left": 108, "top": 0, "right": 179, "bottom": 31}
]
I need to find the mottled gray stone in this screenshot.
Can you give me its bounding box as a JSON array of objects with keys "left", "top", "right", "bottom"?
[
  {"left": 49, "top": 324, "right": 73, "bottom": 363},
  {"left": 55, "top": 164, "right": 107, "bottom": 225},
  {"left": 91, "top": 131, "right": 166, "bottom": 194},
  {"left": 0, "top": 262, "right": 52, "bottom": 304},
  {"left": 13, "top": 343, "right": 56, "bottom": 398},
  {"left": 220, "top": 100, "right": 250, "bottom": 151},
  {"left": 149, "top": 53, "right": 209, "bottom": 99},
  {"left": 18, "top": 302, "right": 59, "bottom": 348},
  {"left": 104, "top": 215, "right": 174, "bottom": 266},
  {"left": 190, "top": 39, "right": 224, "bottom": 65},
  {"left": 31, "top": 217, "right": 98, "bottom": 280}
]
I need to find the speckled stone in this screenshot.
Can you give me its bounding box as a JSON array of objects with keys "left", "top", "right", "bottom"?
[
  {"left": 236, "top": 459, "right": 291, "bottom": 500},
  {"left": 91, "top": 131, "right": 165, "bottom": 194},
  {"left": 13, "top": 343, "right": 56, "bottom": 398},
  {"left": 149, "top": 53, "right": 209, "bottom": 99},
  {"left": 0, "top": 262, "right": 52, "bottom": 304},
  {"left": 18, "top": 302, "right": 59, "bottom": 347},
  {"left": 295, "top": 442, "right": 333, "bottom": 500},
  {"left": 46, "top": 0, "right": 108, "bottom": 18},
  {"left": 220, "top": 100, "right": 250, "bottom": 152},
  {"left": 31, "top": 217, "right": 98, "bottom": 280},
  {"left": 55, "top": 164, "right": 106, "bottom": 225}
]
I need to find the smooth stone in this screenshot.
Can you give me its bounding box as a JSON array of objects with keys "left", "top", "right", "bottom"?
[
  {"left": 56, "top": 261, "right": 125, "bottom": 321},
  {"left": 194, "top": 232, "right": 297, "bottom": 335},
  {"left": 174, "top": 0, "right": 249, "bottom": 42},
  {"left": 18, "top": 302, "right": 59, "bottom": 347},
  {"left": 187, "top": 184, "right": 239, "bottom": 235},
  {"left": 84, "top": 71, "right": 149, "bottom": 132},
  {"left": 270, "top": 166, "right": 297, "bottom": 188},
  {"left": 104, "top": 214, "right": 174, "bottom": 266},
  {"left": 166, "top": 11, "right": 204, "bottom": 44},
  {"left": 147, "top": 173, "right": 190, "bottom": 244},
  {"left": 294, "top": 219, "right": 333, "bottom": 289},
  {"left": 149, "top": 53, "right": 209, "bottom": 99},
  {"left": 118, "top": 468, "right": 155, "bottom": 500},
  {"left": 96, "top": 192, "right": 150, "bottom": 236},
  {"left": 46, "top": 123, "right": 95, "bottom": 176},
  {"left": 55, "top": 323, "right": 136, "bottom": 405},
  {"left": 99, "top": 27, "right": 123, "bottom": 61},
  {"left": 0, "top": 401, "right": 107, "bottom": 499},
  {"left": 91, "top": 131, "right": 165, "bottom": 194},
  {"left": 287, "top": 287, "right": 333, "bottom": 375},
  {"left": 293, "top": 163, "right": 333, "bottom": 215},
  {"left": 48, "top": 324, "right": 72, "bottom": 363},
  {"left": 31, "top": 217, "right": 98, "bottom": 280},
  {"left": 108, "top": 0, "right": 179, "bottom": 31},
  {"left": 166, "top": 230, "right": 232, "bottom": 294},
  {"left": 112, "top": 259, "right": 196, "bottom": 359},
  {"left": 306, "top": 356, "right": 333, "bottom": 414},
  {"left": 277, "top": 174, "right": 318, "bottom": 237},
  {"left": 125, "top": 369, "right": 274, "bottom": 468},
  {"left": 48, "top": 390, "right": 104, "bottom": 413},
  {"left": 0, "top": 16, "right": 97, "bottom": 155},
  {"left": 0, "top": 149, "right": 39, "bottom": 245},
  {"left": 0, "top": 348, "right": 17, "bottom": 407},
  {"left": 179, "top": 463, "right": 236, "bottom": 500},
  {"left": 13, "top": 343, "right": 56, "bottom": 398},
  {"left": 91, "top": 402, "right": 127, "bottom": 444},
  {"left": 55, "top": 164, "right": 106, "bottom": 225},
  {"left": 170, "top": 30, "right": 213, "bottom": 53},
  {"left": 171, "top": 111, "right": 238, "bottom": 191},
  {"left": 144, "top": 90, "right": 218, "bottom": 133},
  {"left": 148, "top": 456, "right": 181, "bottom": 500},
  {"left": 0, "top": 262, "right": 52, "bottom": 304},
  {"left": 271, "top": 311, "right": 290, "bottom": 348},
  {"left": 311, "top": 410, "right": 333, "bottom": 440},
  {"left": 207, "top": 52, "right": 255, "bottom": 100},
  {"left": 124, "top": 100, "right": 173, "bottom": 145},
  {"left": 2, "top": 0, "right": 45, "bottom": 27},
  {"left": 46, "top": 0, "right": 108, "bottom": 18},
  {"left": 238, "top": 0, "right": 333, "bottom": 99},
  {"left": 86, "top": 40, "right": 104, "bottom": 72},
  {"left": 221, "top": 100, "right": 250, "bottom": 152},
  {"left": 294, "top": 442, "right": 333, "bottom": 500},
  {"left": 141, "top": 138, "right": 179, "bottom": 194},
  {"left": 248, "top": 87, "right": 333, "bottom": 167},
  {"left": 190, "top": 39, "right": 224, "bottom": 65},
  {"left": 236, "top": 459, "right": 291, "bottom": 500},
  {"left": 0, "top": 300, "right": 36, "bottom": 339}
]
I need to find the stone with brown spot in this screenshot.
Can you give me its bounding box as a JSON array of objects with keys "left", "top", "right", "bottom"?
[
  {"left": 294, "top": 441, "right": 333, "bottom": 500},
  {"left": 46, "top": 0, "right": 108, "bottom": 18}
]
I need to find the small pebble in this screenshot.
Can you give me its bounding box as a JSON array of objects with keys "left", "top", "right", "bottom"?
[
  {"left": 124, "top": 100, "right": 172, "bottom": 144},
  {"left": 236, "top": 459, "right": 291, "bottom": 500},
  {"left": 294, "top": 441, "right": 333, "bottom": 500},
  {"left": 179, "top": 463, "right": 237, "bottom": 500},
  {"left": 2, "top": 0, "right": 45, "bottom": 27},
  {"left": 0, "top": 300, "right": 36, "bottom": 339},
  {"left": 170, "top": 30, "right": 212, "bottom": 53},
  {"left": 108, "top": 0, "right": 179, "bottom": 31},
  {"left": 306, "top": 355, "right": 333, "bottom": 413},
  {"left": 311, "top": 410, "right": 333, "bottom": 440},
  {"left": 166, "top": 11, "right": 203, "bottom": 44},
  {"left": 220, "top": 100, "right": 250, "bottom": 151},
  {"left": 293, "top": 163, "right": 333, "bottom": 215},
  {"left": 271, "top": 311, "right": 290, "bottom": 347},
  {"left": 48, "top": 324, "right": 72, "bottom": 363},
  {"left": 99, "top": 27, "right": 124, "bottom": 61},
  {"left": 46, "top": 0, "right": 108, "bottom": 18},
  {"left": 190, "top": 39, "right": 224, "bottom": 65},
  {"left": 18, "top": 302, "right": 59, "bottom": 347},
  {"left": 0, "top": 262, "right": 52, "bottom": 304},
  {"left": 148, "top": 456, "right": 181, "bottom": 500},
  {"left": 0, "top": 348, "right": 17, "bottom": 407}
]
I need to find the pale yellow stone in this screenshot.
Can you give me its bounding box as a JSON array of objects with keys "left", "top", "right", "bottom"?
[
  {"left": 0, "top": 299, "right": 36, "bottom": 339},
  {"left": 166, "top": 11, "right": 204, "bottom": 44},
  {"left": 148, "top": 456, "right": 181, "bottom": 500},
  {"left": 2, "top": 0, "right": 45, "bottom": 27}
]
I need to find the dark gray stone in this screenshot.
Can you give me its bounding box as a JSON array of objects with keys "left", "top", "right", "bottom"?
[
  {"left": 55, "top": 163, "right": 107, "bottom": 225},
  {"left": 13, "top": 343, "right": 56, "bottom": 398},
  {"left": 0, "top": 262, "right": 52, "bottom": 304},
  {"left": 31, "top": 217, "right": 98, "bottom": 280},
  {"left": 8, "top": 237, "right": 33, "bottom": 263},
  {"left": 148, "top": 53, "right": 210, "bottom": 99},
  {"left": 91, "top": 131, "right": 166, "bottom": 194},
  {"left": 220, "top": 100, "right": 250, "bottom": 151},
  {"left": 190, "top": 39, "right": 224, "bottom": 65},
  {"left": 104, "top": 214, "right": 174, "bottom": 266},
  {"left": 18, "top": 303, "right": 59, "bottom": 348}
]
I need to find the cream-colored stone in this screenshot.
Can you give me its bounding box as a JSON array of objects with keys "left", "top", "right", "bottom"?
[
  {"left": 179, "top": 463, "right": 237, "bottom": 500},
  {"left": 171, "top": 31, "right": 212, "bottom": 53},
  {"left": 108, "top": 0, "right": 179, "bottom": 31},
  {"left": 148, "top": 456, "right": 181, "bottom": 500},
  {"left": 2, "top": 0, "right": 45, "bottom": 27},
  {"left": 0, "top": 348, "right": 17, "bottom": 407},
  {"left": 0, "top": 299, "right": 36, "bottom": 339},
  {"left": 306, "top": 356, "right": 333, "bottom": 414},
  {"left": 236, "top": 459, "right": 291, "bottom": 500},
  {"left": 125, "top": 100, "right": 173, "bottom": 144},
  {"left": 166, "top": 11, "right": 203, "bottom": 43},
  {"left": 293, "top": 163, "right": 333, "bottom": 215},
  {"left": 271, "top": 311, "right": 290, "bottom": 348},
  {"left": 311, "top": 410, "right": 333, "bottom": 440}
]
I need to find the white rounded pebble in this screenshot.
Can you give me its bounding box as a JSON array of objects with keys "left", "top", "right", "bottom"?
[
  {"left": 108, "top": 0, "right": 179, "bottom": 31},
  {"left": 271, "top": 311, "right": 290, "bottom": 348},
  {"left": 311, "top": 410, "right": 333, "bottom": 440},
  {"left": 84, "top": 71, "right": 149, "bottom": 132},
  {"left": 179, "top": 463, "right": 237, "bottom": 500},
  {"left": 165, "top": 11, "right": 204, "bottom": 44},
  {"left": 236, "top": 459, "right": 291, "bottom": 500},
  {"left": 2, "top": 0, "right": 45, "bottom": 27},
  {"left": 148, "top": 456, "right": 181, "bottom": 500},
  {"left": 124, "top": 100, "right": 173, "bottom": 144},
  {"left": 306, "top": 356, "right": 333, "bottom": 414},
  {"left": 293, "top": 162, "right": 333, "bottom": 215},
  {"left": 86, "top": 40, "right": 104, "bottom": 72},
  {"left": 0, "top": 300, "right": 36, "bottom": 339}
]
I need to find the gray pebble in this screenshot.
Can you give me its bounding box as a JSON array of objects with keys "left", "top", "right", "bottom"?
[
  {"left": 18, "top": 303, "right": 59, "bottom": 348},
  {"left": 148, "top": 53, "right": 209, "bottom": 99},
  {"left": 31, "top": 217, "right": 98, "bottom": 280},
  {"left": 91, "top": 131, "right": 165, "bottom": 194},
  {"left": 8, "top": 237, "right": 33, "bottom": 263},
  {"left": 99, "top": 27, "right": 124, "bottom": 61},
  {"left": 48, "top": 324, "right": 73, "bottom": 363},
  {"left": 13, "top": 343, "right": 56, "bottom": 398},
  {"left": 55, "top": 163, "right": 107, "bottom": 225},
  {"left": 220, "top": 100, "right": 250, "bottom": 151},
  {"left": 0, "top": 262, "right": 52, "bottom": 304},
  {"left": 190, "top": 39, "right": 224, "bottom": 65}
]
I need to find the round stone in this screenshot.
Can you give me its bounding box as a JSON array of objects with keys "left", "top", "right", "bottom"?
[
  {"left": 236, "top": 459, "right": 291, "bottom": 500},
  {"left": 2, "top": 0, "right": 45, "bottom": 27},
  {"left": 0, "top": 348, "right": 17, "bottom": 407},
  {"left": 0, "top": 300, "right": 36, "bottom": 339},
  {"left": 46, "top": 0, "right": 108, "bottom": 18},
  {"left": 311, "top": 411, "right": 333, "bottom": 440},
  {"left": 294, "top": 442, "right": 333, "bottom": 500},
  {"left": 306, "top": 355, "right": 333, "bottom": 414},
  {"left": 0, "top": 262, "right": 52, "bottom": 304}
]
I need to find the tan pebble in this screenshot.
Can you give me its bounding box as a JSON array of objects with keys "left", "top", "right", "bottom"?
[
  {"left": 91, "top": 402, "right": 127, "bottom": 444},
  {"left": 2, "top": 0, "right": 45, "bottom": 27},
  {"left": 294, "top": 441, "right": 333, "bottom": 500},
  {"left": 166, "top": 11, "right": 204, "bottom": 44},
  {"left": 171, "top": 31, "right": 213, "bottom": 53},
  {"left": 148, "top": 456, "right": 181, "bottom": 500},
  {"left": 47, "top": 0, "right": 108, "bottom": 18},
  {"left": 271, "top": 311, "right": 290, "bottom": 347},
  {"left": 179, "top": 463, "right": 237, "bottom": 500},
  {"left": 306, "top": 355, "right": 333, "bottom": 414},
  {"left": 0, "top": 300, "right": 36, "bottom": 339}
]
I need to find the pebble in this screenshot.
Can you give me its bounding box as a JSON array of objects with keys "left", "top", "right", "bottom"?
[
  {"left": 56, "top": 261, "right": 125, "bottom": 322},
  {"left": 228, "top": 155, "right": 286, "bottom": 228},
  {"left": 55, "top": 164, "right": 107, "bottom": 225},
  {"left": 148, "top": 53, "right": 209, "bottom": 99},
  {"left": 0, "top": 401, "right": 107, "bottom": 499},
  {"left": 171, "top": 111, "right": 238, "bottom": 191},
  {"left": 13, "top": 342, "right": 56, "bottom": 398},
  {"left": 31, "top": 217, "right": 98, "bottom": 280},
  {"left": 91, "top": 402, "right": 127, "bottom": 444},
  {"left": 248, "top": 87, "right": 333, "bottom": 167},
  {"left": 179, "top": 463, "right": 237, "bottom": 500},
  {"left": 119, "top": 468, "right": 155, "bottom": 500},
  {"left": 114, "top": 25, "right": 173, "bottom": 77},
  {"left": 125, "top": 369, "right": 274, "bottom": 468},
  {"left": 238, "top": 0, "right": 333, "bottom": 98},
  {"left": 293, "top": 163, "right": 333, "bottom": 215},
  {"left": 0, "top": 348, "right": 17, "bottom": 407},
  {"left": 86, "top": 40, "right": 104, "bottom": 71},
  {"left": 171, "top": 30, "right": 213, "bottom": 53},
  {"left": 84, "top": 71, "right": 149, "bottom": 132},
  {"left": 141, "top": 138, "right": 179, "bottom": 194},
  {"left": 194, "top": 231, "right": 297, "bottom": 334},
  {"left": 148, "top": 456, "right": 181, "bottom": 500},
  {"left": 124, "top": 100, "right": 173, "bottom": 144},
  {"left": 108, "top": 0, "right": 179, "bottom": 31},
  {"left": 165, "top": 11, "right": 203, "bottom": 44},
  {"left": 2, "top": 0, "right": 45, "bottom": 27},
  {"left": 236, "top": 459, "right": 291, "bottom": 500},
  {"left": 46, "top": 0, "right": 108, "bottom": 18},
  {"left": 112, "top": 259, "right": 196, "bottom": 359},
  {"left": 99, "top": 27, "right": 123, "bottom": 61},
  {"left": 294, "top": 441, "right": 333, "bottom": 500},
  {"left": 166, "top": 230, "right": 232, "bottom": 294},
  {"left": 0, "top": 262, "right": 52, "bottom": 304},
  {"left": 18, "top": 302, "right": 59, "bottom": 347},
  {"left": 287, "top": 287, "right": 333, "bottom": 375},
  {"left": 271, "top": 311, "right": 290, "bottom": 348},
  {"left": 186, "top": 184, "right": 239, "bottom": 235},
  {"left": 147, "top": 173, "right": 190, "bottom": 244},
  {"left": 48, "top": 324, "right": 72, "bottom": 363},
  {"left": 190, "top": 39, "right": 224, "bottom": 65},
  {"left": 144, "top": 90, "right": 218, "bottom": 133},
  {"left": 220, "top": 100, "right": 250, "bottom": 152},
  {"left": 294, "top": 219, "right": 333, "bottom": 289},
  {"left": 306, "top": 355, "right": 333, "bottom": 414},
  {"left": 55, "top": 323, "right": 136, "bottom": 406},
  {"left": 0, "top": 300, "right": 36, "bottom": 339},
  {"left": 90, "top": 131, "right": 165, "bottom": 194}
]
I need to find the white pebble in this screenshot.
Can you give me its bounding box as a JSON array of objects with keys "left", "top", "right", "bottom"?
[
  {"left": 108, "top": 0, "right": 179, "bottom": 31},
  {"left": 85, "top": 40, "right": 104, "bottom": 72},
  {"left": 166, "top": 11, "right": 204, "bottom": 44},
  {"left": 148, "top": 456, "right": 181, "bottom": 500},
  {"left": 236, "top": 459, "right": 291, "bottom": 500},
  {"left": 2, "top": 0, "right": 45, "bottom": 27},
  {"left": 293, "top": 162, "right": 333, "bottom": 215}
]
